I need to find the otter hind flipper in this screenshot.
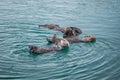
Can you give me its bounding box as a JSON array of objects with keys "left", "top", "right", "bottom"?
[{"left": 52, "top": 34, "right": 57, "bottom": 41}]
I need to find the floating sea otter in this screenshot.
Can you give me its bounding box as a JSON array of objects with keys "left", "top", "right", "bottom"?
[
  {"left": 47, "top": 34, "right": 96, "bottom": 43},
  {"left": 28, "top": 35, "right": 96, "bottom": 54},
  {"left": 28, "top": 24, "right": 96, "bottom": 54},
  {"left": 39, "top": 24, "right": 82, "bottom": 38},
  {"left": 28, "top": 39, "right": 69, "bottom": 54}
]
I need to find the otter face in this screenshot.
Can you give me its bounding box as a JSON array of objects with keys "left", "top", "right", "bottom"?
[
  {"left": 57, "top": 39, "right": 69, "bottom": 48},
  {"left": 63, "top": 27, "right": 75, "bottom": 38},
  {"left": 28, "top": 45, "right": 38, "bottom": 52},
  {"left": 61, "top": 39, "right": 69, "bottom": 47},
  {"left": 83, "top": 35, "right": 96, "bottom": 42}
]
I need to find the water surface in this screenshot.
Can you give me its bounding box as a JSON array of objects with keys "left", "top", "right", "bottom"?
[{"left": 0, "top": 0, "right": 120, "bottom": 80}]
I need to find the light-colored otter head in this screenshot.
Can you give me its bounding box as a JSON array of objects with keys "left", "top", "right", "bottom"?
[
  {"left": 60, "top": 39, "right": 69, "bottom": 47},
  {"left": 56, "top": 39, "right": 69, "bottom": 48},
  {"left": 83, "top": 35, "right": 96, "bottom": 42}
]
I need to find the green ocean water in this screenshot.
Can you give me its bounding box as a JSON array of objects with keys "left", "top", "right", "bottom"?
[{"left": 0, "top": 0, "right": 120, "bottom": 80}]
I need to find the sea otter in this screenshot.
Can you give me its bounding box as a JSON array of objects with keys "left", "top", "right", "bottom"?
[
  {"left": 29, "top": 24, "right": 95, "bottom": 54},
  {"left": 46, "top": 34, "right": 96, "bottom": 43},
  {"left": 39, "top": 24, "right": 82, "bottom": 38},
  {"left": 28, "top": 39, "right": 69, "bottom": 54}
]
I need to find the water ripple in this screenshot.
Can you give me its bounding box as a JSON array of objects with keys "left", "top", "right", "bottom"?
[{"left": 0, "top": 0, "right": 120, "bottom": 80}]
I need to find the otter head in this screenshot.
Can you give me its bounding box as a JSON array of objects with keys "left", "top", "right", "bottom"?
[
  {"left": 63, "top": 27, "right": 75, "bottom": 38},
  {"left": 28, "top": 45, "right": 38, "bottom": 52},
  {"left": 56, "top": 39, "right": 69, "bottom": 48},
  {"left": 83, "top": 35, "right": 96, "bottom": 42}
]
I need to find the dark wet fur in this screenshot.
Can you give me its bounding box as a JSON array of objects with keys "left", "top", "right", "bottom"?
[
  {"left": 39, "top": 24, "right": 60, "bottom": 29},
  {"left": 46, "top": 36, "right": 96, "bottom": 44},
  {"left": 39, "top": 24, "right": 65, "bottom": 33},
  {"left": 28, "top": 45, "right": 61, "bottom": 54},
  {"left": 39, "top": 24, "right": 82, "bottom": 38},
  {"left": 63, "top": 27, "right": 82, "bottom": 38},
  {"left": 29, "top": 45, "right": 38, "bottom": 53},
  {"left": 70, "top": 27, "right": 82, "bottom": 35}
]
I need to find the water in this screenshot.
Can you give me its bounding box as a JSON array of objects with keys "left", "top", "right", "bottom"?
[{"left": 0, "top": 0, "right": 120, "bottom": 80}]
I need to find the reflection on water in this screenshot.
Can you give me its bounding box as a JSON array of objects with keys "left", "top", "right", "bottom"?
[{"left": 0, "top": 0, "right": 120, "bottom": 80}]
